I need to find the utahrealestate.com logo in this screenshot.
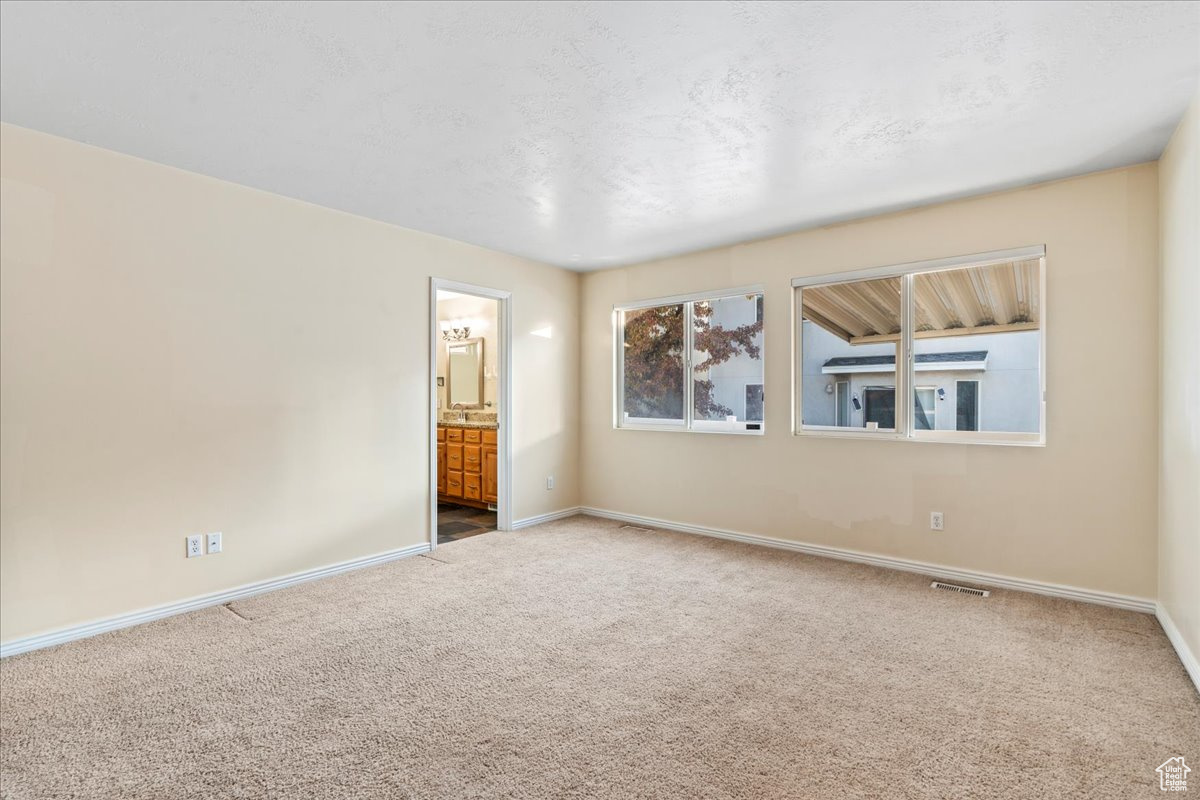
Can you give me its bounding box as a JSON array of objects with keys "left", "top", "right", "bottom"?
[{"left": 1157, "top": 757, "right": 1191, "bottom": 792}]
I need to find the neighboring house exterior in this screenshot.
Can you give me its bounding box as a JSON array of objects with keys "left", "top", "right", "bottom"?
[
  {"left": 698, "top": 303, "right": 1039, "bottom": 432},
  {"left": 701, "top": 294, "right": 765, "bottom": 421},
  {"left": 799, "top": 320, "right": 1040, "bottom": 432}
]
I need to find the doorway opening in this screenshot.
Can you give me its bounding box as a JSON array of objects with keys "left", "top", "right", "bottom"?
[{"left": 429, "top": 280, "right": 512, "bottom": 549}]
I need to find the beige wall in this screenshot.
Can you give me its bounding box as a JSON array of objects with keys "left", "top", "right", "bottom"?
[
  {"left": 581, "top": 164, "right": 1160, "bottom": 599},
  {"left": 1158, "top": 90, "right": 1200, "bottom": 661},
  {"left": 0, "top": 124, "right": 580, "bottom": 642},
  {"left": 436, "top": 294, "right": 500, "bottom": 413}
]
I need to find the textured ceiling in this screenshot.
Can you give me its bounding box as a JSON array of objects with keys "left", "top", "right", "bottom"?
[{"left": 2, "top": 1, "right": 1198, "bottom": 269}]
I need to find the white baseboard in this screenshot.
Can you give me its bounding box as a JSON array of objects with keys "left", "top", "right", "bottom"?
[
  {"left": 579, "top": 506, "right": 1156, "bottom": 614},
  {"left": 511, "top": 507, "right": 582, "bottom": 530},
  {"left": 1156, "top": 603, "right": 1200, "bottom": 695},
  {"left": 0, "top": 541, "right": 431, "bottom": 659}
]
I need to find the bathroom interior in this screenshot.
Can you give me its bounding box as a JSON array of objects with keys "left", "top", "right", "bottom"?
[{"left": 435, "top": 290, "right": 500, "bottom": 544}]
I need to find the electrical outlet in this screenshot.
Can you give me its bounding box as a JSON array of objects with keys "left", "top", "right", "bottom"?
[
  {"left": 546, "top": 475, "right": 554, "bottom": 490},
  {"left": 206, "top": 532, "right": 222, "bottom": 555},
  {"left": 186, "top": 534, "right": 204, "bottom": 558},
  {"left": 930, "top": 512, "right": 945, "bottom": 531}
]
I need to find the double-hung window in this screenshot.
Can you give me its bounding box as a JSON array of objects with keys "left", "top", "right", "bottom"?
[
  {"left": 616, "top": 287, "right": 765, "bottom": 434},
  {"left": 794, "top": 246, "right": 1045, "bottom": 445}
]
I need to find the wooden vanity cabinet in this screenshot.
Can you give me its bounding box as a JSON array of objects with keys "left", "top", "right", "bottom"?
[
  {"left": 437, "top": 424, "right": 498, "bottom": 509},
  {"left": 436, "top": 427, "right": 447, "bottom": 495}
]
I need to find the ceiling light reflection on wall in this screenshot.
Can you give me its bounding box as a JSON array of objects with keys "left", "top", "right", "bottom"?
[{"left": 530, "top": 326, "right": 553, "bottom": 339}]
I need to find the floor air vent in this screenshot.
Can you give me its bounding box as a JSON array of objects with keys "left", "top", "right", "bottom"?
[
  {"left": 930, "top": 581, "right": 990, "bottom": 597},
  {"left": 619, "top": 524, "right": 653, "bottom": 533}
]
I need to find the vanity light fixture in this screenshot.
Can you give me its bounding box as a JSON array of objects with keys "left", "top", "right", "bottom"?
[{"left": 440, "top": 319, "right": 474, "bottom": 341}]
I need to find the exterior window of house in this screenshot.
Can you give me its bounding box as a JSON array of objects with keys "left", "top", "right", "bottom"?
[
  {"left": 863, "top": 387, "right": 896, "bottom": 429},
  {"left": 956, "top": 380, "right": 980, "bottom": 431},
  {"left": 745, "top": 384, "right": 764, "bottom": 422},
  {"left": 793, "top": 246, "right": 1044, "bottom": 445},
  {"left": 914, "top": 387, "right": 937, "bottom": 430},
  {"left": 616, "top": 287, "right": 764, "bottom": 434}
]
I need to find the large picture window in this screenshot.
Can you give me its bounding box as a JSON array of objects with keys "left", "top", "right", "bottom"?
[
  {"left": 794, "top": 247, "right": 1045, "bottom": 445},
  {"left": 616, "top": 288, "right": 764, "bottom": 434}
]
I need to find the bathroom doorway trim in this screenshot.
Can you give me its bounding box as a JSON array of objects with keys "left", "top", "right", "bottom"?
[{"left": 429, "top": 278, "right": 514, "bottom": 549}]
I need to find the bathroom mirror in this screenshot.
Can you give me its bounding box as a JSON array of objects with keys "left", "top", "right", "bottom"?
[{"left": 447, "top": 338, "right": 484, "bottom": 408}]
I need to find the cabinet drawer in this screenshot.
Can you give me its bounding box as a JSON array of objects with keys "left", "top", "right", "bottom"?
[
  {"left": 482, "top": 429, "right": 497, "bottom": 445},
  {"left": 446, "top": 444, "right": 463, "bottom": 471},
  {"left": 445, "top": 470, "right": 464, "bottom": 498},
  {"left": 463, "top": 472, "right": 482, "bottom": 501},
  {"left": 446, "top": 428, "right": 464, "bottom": 442},
  {"left": 436, "top": 427, "right": 446, "bottom": 442},
  {"left": 464, "top": 429, "right": 482, "bottom": 443},
  {"left": 463, "top": 444, "right": 482, "bottom": 473}
]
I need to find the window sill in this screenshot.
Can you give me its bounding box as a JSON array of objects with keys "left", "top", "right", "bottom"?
[
  {"left": 796, "top": 426, "right": 1044, "bottom": 447},
  {"left": 616, "top": 423, "right": 765, "bottom": 436}
]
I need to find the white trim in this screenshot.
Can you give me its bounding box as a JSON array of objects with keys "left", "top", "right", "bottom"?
[
  {"left": 578, "top": 507, "right": 1155, "bottom": 614},
  {"left": 430, "top": 279, "right": 514, "bottom": 548},
  {"left": 1157, "top": 603, "right": 1200, "bottom": 695},
  {"left": 790, "top": 245, "right": 1046, "bottom": 288},
  {"left": 510, "top": 507, "right": 583, "bottom": 530},
  {"left": 0, "top": 542, "right": 431, "bottom": 658},
  {"left": 613, "top": 284, "right": 765, "bottom": 312}
]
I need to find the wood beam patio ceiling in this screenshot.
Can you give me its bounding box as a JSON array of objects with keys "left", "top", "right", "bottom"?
[{"left": 801, "top": 259, "right": 1040, "bottom": 345}]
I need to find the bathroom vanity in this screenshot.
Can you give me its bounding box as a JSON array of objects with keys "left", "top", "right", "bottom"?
[{"left": 437, "top": 423, "right": 498, "bottom": 509}]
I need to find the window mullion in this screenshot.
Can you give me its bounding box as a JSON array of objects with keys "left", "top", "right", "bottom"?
[
  {"left": 684, "top": 301, "right": 694, "bottom": 429},
  {"left": 899, "top": 273, "right": 914, "bottom": 438}
]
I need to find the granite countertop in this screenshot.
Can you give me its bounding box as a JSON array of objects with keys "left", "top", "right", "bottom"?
[{"left": 438, "top": 419, "right": 499, "bottom": 430}]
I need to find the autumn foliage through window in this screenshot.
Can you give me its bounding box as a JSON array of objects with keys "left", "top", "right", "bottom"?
[{"left": 619, "top": 291, "right": 764, "bottom": 431}]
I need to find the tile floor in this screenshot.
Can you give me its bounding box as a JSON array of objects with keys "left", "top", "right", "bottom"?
[{"left": 436, "top": 502, "right": 496, "bottom": 545}]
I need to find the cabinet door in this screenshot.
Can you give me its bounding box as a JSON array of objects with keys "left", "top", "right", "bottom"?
[
  {"left": 437, "top": 443, "right": 447, "bottom": 494},
  {"left": 483, "top": 447, "right": 498, "bottom": 504}
]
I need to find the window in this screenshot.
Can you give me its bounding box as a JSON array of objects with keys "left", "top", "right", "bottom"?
[
  {"left": 794, "top": 246, "right": 1044, "bottom": 445},
  {"left": 620, "top": 303, "right": 686, "bottom": 425},
  {"left": 745, "top": 384, "right": 764, "bottom": 422},
  {"left": 863, "top": 386, "right": 896, "bottom": 429},
  {"left": 616, "top": 288, "right": 764, "bottom": 434},
  {"left": 956, "top": 380, "right": 979, "bottom": 431},
  {"left": 914, "top": 387, "right": 937, "bottom": 430}
]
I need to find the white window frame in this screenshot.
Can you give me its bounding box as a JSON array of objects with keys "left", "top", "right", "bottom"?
[
  {"left": 791, "top": 245, "right": 1046, "bottom": 446},
  {"left": 614, "top": 285, "right": 765, "bottom": 435}
]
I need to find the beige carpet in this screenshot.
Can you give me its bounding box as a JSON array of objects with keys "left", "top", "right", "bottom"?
[{"left": 1, "top": 516, "right": 1197, "bottom": 799}]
